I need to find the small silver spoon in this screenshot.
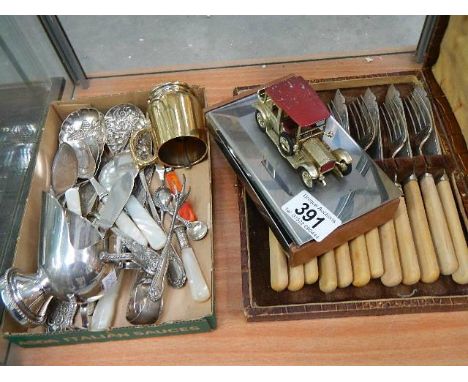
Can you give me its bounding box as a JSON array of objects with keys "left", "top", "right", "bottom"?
[
  {"left": 153, "top": 187, "right": 208, "bottom": 241},
  {"left": 147, "top": 179, "right": 190, "bottom": 302},
  {"left": 126, "top": 270, "right": 163, "bottom": 325},
  {"left": 136, "top": 170, "right": 187, "bottom": 289}
]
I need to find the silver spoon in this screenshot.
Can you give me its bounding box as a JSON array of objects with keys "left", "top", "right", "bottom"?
[
  {"left": 51, "top": 142, "right": 79, "bottom": 195},
  {"left": 148, "top": 178, "right": 190, "bottom": 302},
  {"left": 104, "top": 104, "right": 147, "bottom": 156},
  {"left": 45, "top": 296, "right": 78, "bottom": 333},
  {"left": 137, "top": 170, "right": 187, "bottom": 289},
  {"left": 59, "top": 108, "right": 105, "bottom": 151},
  {"left": 51, "top": 143, "right": 83, "bottom": 216},
  {"left": 71, "top": 141, "right": 96, "bottom": 180},
  {"left": 153, "top": 187, "right": 208, "bottom": 241},
  {"left": 79, "top": 181, "right": 98, "bottom": 217},
  {"left": 126, "top": 270, "right": 163, "bottom": 325}
]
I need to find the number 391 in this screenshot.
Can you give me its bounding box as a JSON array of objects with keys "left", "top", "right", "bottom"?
[{"left": 294, "top": 202, "right": 325, "bottom": 228}]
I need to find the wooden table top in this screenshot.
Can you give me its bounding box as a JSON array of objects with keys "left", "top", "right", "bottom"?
[{"left": 7, "top": 53, "right": 468, "bottom": 365}]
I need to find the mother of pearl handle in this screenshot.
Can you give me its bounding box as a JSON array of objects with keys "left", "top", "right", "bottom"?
[
  {"left": 115, "top": 212, "right": 148, "bottom": 247},
  {"left": 181, "top": 248, "right": 210, "bottom": 302},
  {"left": 175, "top": 226, "right": 210, "bottom": 302},
  {"left": 420, "top": 173, "right": 458, "bottom": 275},
  {"left": 90, "top": 177, "right": 147, "bottom": 246},
  {"left": 89, "top": 272, "right": 123, "bottom": 332},
  {"left": 65, "top": 188, "right": 82, "bottom": 216},
  {"left": 125, "top": 195, "right": 166, "bottom": 250},
  {"left": 437, "top": 177, "right": 468, "bottom": 284}
]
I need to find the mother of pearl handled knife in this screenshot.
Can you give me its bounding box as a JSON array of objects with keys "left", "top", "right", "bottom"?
[
  {"left": 64, "top": 187, "right": 82, "bottom": 216},
  {"left": 125, "top": 195, "right": 167, "bottom": 250},
  {"left": 97, "top": 172, "right": 135, "bottom": 230},
  {"left": 89, "top": 271, "right": 123, "bottom": 332},
  {"left": 92, "top": 175, "right": 148, "bottom": 246}
]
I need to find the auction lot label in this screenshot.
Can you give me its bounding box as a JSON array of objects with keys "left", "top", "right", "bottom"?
[{"left": 281, "top": 190, "right": 341, "bottom": 242}]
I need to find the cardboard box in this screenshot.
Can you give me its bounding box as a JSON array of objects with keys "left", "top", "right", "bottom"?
[{"left": 0, "top": 88, "right": 216, "bottom": 347}]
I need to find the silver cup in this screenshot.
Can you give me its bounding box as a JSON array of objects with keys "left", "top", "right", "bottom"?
[{"left": 0, "top": 192, "right": 111, "bottom": 327}]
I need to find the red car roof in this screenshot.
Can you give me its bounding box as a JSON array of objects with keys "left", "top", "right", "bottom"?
[{"left": 264, "top": 76, "right": 330, "bottom": 127}]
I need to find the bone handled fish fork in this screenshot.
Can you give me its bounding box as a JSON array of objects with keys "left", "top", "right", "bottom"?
[
  {"left": 438, "top": 171, "right": 468, "bottom": 283},
  {"left": 347, "top": 90, "right": 383, "bottom": 287},
  {"left": 384, "top": 85, "right": 439, "bottom": 283},
  {"left": 350, "top": 88, "right": 403, "bottom": 287},
  {"left": 381, "top": 91, "right": 420, "bottom": 286},
  {"left": 327, "top": 91, "right": 353, "bottom": 290},
  {"left": 404, "top": 87, "right": 458, "bottom": 276},
  {"left": 430, "top": 97, "right": 468, "bottom": 284}
]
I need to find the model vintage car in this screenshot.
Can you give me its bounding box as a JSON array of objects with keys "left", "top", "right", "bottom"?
[{"left": 253, "top": 76, "right": 352, "bottom": 189}]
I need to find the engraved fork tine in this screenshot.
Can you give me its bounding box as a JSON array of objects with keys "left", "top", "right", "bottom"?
[
  {"left": 380, "top": 103, "right": 407, "bottom": 159},
  {"left": 404, "top": 93, "right": 433, "bottom": 155},
  {"left": 347, "top": 92, "right": 381, "bottom": 285},
  {"left": 349, "top": 102, "right": 363, "bottom": 141},
  {"left": 377, "top": 87, "right": 408, "bottom": 286},
  {"left": 356, "top": 95, "right": 375, "bottom": 144},
  {"left": 349, "top": 98, "right": 376, "bottom": 150},
  {"left": 328, "top": 89, "right": 349, "bottom": 132},
  {"left": 328, "top": 100, "right": 341, "bottom": 124}
]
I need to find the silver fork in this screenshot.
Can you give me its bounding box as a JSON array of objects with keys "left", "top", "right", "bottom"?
[
  {"left": 404, "top": 92, "right": 432, "bottom": 155},
  {"left": 344, "top": 90, "right": 383, "bottom": 287},
  {"left": 429, "top": 93, "right": 468, "bottom": 283},
  {"left": 349, "top": 95, "right": 376, "bottom": 151},
  {"left": 381, "top": 102, "right": 407, "bottom": 159},
  {"left": 380, "top": 96, "right": 420, "bottom": 285},
  {"left": 325, "top": 90, "right": 353, "bottom": 290},
  {"left": 328, "top": 89, "right": 349, "bottom": 132},
  {"left": 384, "top": 85, "right": 439, "bottom": 283},
  {"left": 403, "top": 89, "right": 458, "bottom": 276}
]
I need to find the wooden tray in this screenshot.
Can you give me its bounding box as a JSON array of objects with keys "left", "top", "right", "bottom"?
[{"left": 239, "top": 66, "right": 468, "bottom": 321}]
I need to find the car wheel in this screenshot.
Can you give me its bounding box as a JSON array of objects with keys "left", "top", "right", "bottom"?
[
  {"left": 340, "top": 161, "right": 352, "bottom": 176},
  {"left": 299, "top": 167, "right": 314, "bottom": 189},
  {"left": 255, "top": 111, "right": 266, "bottom": 130},
  {"left": 279, "top": 132, "right": 294, "bottom": 156}
]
